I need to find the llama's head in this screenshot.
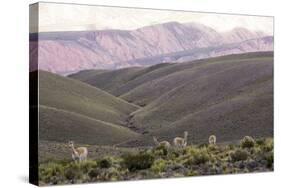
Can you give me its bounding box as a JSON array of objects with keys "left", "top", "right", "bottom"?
[
  {"left": 184, "top": 131, "right": 188, "bottom": 137},
  {"left": 153, "top": 136, "right": 157, "bottom": 142},
  {"left": 209, "top": 135, "right": 216, "bottom": 144},
  {"left": 68, "top": 141, "right": 74, "bottom": 148}
]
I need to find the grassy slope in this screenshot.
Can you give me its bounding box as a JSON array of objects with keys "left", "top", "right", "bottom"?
[
  {"left": 123, "top": 79, "right": 273, "bottom": 146},
  {"left": 69, "top": 63, "right": 173, "bottom": 96},
  {"left": 34, "top": 70, "right": 140, "bottom": 145},
  {"left": 120, "top": 52, "right": 273, "bottom": 146},
  {"left": 69, "top": 67, "right": 144, "bottom": 95},
  {"left": 121, "top": 53, "right": 272, "bottom": 106},
  {"left": 70, "top": 52, "right": 272, "bottom": 99},
  {"left": 129, "top": 53, "right": 273, "bottom": 128},
  {"left": 68, "top": 69, "right": 110, "bottom": 81},
  {"left": 39, "top": 70, "right": 139, "bottom": 126},
  {"left": 39, "top": 105, "right": 139, "bottom": 145}
]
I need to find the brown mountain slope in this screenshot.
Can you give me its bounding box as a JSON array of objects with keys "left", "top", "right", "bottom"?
[{"left": 30, "top": 22, "right": 272, "bottom": 74}]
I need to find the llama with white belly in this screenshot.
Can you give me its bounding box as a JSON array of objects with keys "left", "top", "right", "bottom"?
[
  {"left": 68, "top": 141, "right": 88, "bottom": 162},
  {"left": 173, "top": 131, "right": 188, "bottom": 148},
  {"left": 153, "top": 136, "right": 171, "bottom": 148}
]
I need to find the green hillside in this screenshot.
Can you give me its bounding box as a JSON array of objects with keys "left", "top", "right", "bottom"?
[
  {"left": 39, "top": 70, "right": 139, "bottom": 126},
  {"left": 68, "top": 69, "right": 110, "bottom": 81},
  {"left": 69, "top": 67, "right": 144, "bottom": 95},
  {"left": 39, "top": 105, "right": 138, "bottom": 145},
  {"left": 70, "top": 52, "right": 272, "bottom": 99},
  {"left": 69, "top": 52, "right": 273, "bottom": 146},
  {"left": 69, "top": 63, "right": 173, "bottom": 96},
  {"left": 32, "top": 70, "right": 140, "bottom": 145},
  {"left": 126, "top": 52, "right": 273, "bottom": 130},
  {"left": 121, "top": 52, "right": 273, "bottom": 106},
  {"left": 121, "top": 78, "right": 273, "bottom": 146}
]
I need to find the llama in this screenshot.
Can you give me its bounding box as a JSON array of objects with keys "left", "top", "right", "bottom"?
[
  {"left": 153, "top": 136, "right": 171, "bottom": 148},
  {"left": 173, "top": 131, "right": 188, "bottom": 148},
  {"left": 209, "top": 135, "right": 217, "bottom": 145},
  {"left": 68, "top": 141, "right": 88, "bottom": 162}
]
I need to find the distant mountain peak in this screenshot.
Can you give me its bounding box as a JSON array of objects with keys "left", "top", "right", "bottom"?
[{"left": 30, "top": 21, "right": 273, "bottom": 74}]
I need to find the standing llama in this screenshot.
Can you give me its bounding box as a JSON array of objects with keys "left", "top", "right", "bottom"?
[
  {"left": 153, "top": 136, "right": 171, "bottom": 148},
  {"left": 209, "top": 135, "right": 217, "bottom": 145},
  {"left": 173, "top": 131, "right": 188, "bottom": 148},
  {"left": 68, "top": 141, "right": 88, "bottom": 163}
]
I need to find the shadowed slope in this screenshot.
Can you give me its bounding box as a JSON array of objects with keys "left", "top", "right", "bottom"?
[
  {"left": 69, "top": 63, "right": 173, "bottom": 96},
  {"left": 121, "top": 78, "right": 273, "bottom": 146},
  {"left": 38, "top": 70, "right": 139, "bottom": 126},
  {"left": 121, "top": 52, "right": 273, "bottom": 106},
  {"left": 39, "top": 105, "right": 139, "bottom": 145},
  {"left": 128, "top": 52, "right": 273, "bottom": 133},
  {"left": 33, "top": 70, "right": 140, "bottom": 145},
  {"left": 74, "top": 52, "right": 272, "bottom": 146}
]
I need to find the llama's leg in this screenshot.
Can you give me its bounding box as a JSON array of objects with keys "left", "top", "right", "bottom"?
[{"left": 72, "top": 154, "right": 76, "bottom": 162}]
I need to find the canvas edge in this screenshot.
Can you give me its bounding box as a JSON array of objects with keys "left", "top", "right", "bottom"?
[{"left": 29, "top": 2, "right": 39, "bottom": 186}]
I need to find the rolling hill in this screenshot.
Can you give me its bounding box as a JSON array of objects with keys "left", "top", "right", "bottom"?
[
  {"left": 39, "top": 105, "right": 139, "bottom": 145},
  {"left": 68, "top": 63, "right": 173, "bottom": 96},
  {"left": 39, "top": 70, "right": 139, "bottom": 125},
  {"left": 32, "top": 70, "right": 140, "bottom": 145},
  {"left": 70, "top": 52, "right": 273, "bottom": 146}
]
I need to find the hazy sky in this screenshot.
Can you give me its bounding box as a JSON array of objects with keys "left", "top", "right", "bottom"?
[{"left": 30, "top": 2, "right": 273, "bottom": 35}]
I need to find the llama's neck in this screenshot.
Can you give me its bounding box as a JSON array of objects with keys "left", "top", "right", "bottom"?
[
  {"left": 71, "top": 145, "right": 78, "bottom": 155},
  {"left": 184, "top": 134, "right": 188, "bottom": 142},
  {"left": 153, "top": 138, "right": 159, "bottom": 145}
]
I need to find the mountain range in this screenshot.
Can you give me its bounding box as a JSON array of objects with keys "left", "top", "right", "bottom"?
[{"left": 30, "top": 22, "right": 273, "bottom": 74}]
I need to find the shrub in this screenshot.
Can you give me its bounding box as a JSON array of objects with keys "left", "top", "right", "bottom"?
[
  {"left": 151, "top": 159, "right": 167, "bottom": 173},
  {"left": 241, "top": 136, "right": 255, "bottom": 148},
  {"left": 261, "top": 139, "right": 273, "bottom": 152},
  {"left": 39, "top": 162, "right": 64, "bottom": 183},
  {"left": 256, "top": 138, "right": 266, "bottom": 146},
  {"left": 184, "top": 148, "right": 211, "bottom": 165},
  {"left": 80, "top": 160, "right": 98, "bottom": 173},
  {"left": 88, "top": 168, "right": 100, "bottom": 179},
  {"left": 249, "top": 147, "right": 262, "bottom": 155},
  {"left": 122, "top": 152, "right": 154, "bottom": 172},
  {"left": 228, "top": 144, "right": 235, "bottom": 150},
  {"left": 208, "top": 144, "right": 219, "bottom": 152},
  {"left": 169, "top": 150, "right": 180, "bottom": 159},
  {"left": 187, "top": 170, "right": 199, "bottom": 176},
  {"left": 64, "top": 168, "right": 77, "bottom": 181},
  {"left": 64, "top": 163, "right": 82, "bottom": 181},
  {"left": 198, "top": 143, "right": 208, "bottom": 148},
  {"left": 230, "top": 149, "right": 249, "bottom": 162},
  {"left": 97, "top": 158, "right": 112, "bottom": 168},
  {"left": 153, "top": 145, "right": 168, "bottom": 157},
  {"left": 105, "top": 167, "right": 121, "bottom": 181},
  {"left": 266, "top": 151, "right": 274, "bottom": 168}
]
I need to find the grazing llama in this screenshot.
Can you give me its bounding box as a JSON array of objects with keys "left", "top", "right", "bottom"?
[
  {"left": 68, "top": 141, "right": 88, "bottom": 162},
  {"left": 173, "top": 131, "right": 188, "bottom": 148},
  {"left": 153, "top": 136, "right": 171, "bottom": 148},
  {"left": 209, "top": 135, "right": 217, "bottom": 145}
]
